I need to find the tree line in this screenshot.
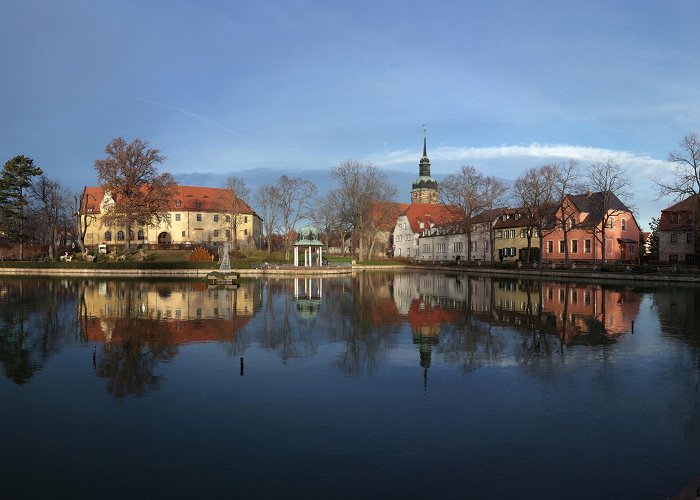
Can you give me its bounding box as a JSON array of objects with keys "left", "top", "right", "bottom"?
[{"left": 1, "top": 132, "right": 698, "bottom": 261}]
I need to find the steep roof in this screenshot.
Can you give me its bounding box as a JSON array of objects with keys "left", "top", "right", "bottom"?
[
  {"left": 658, "top": 194, "right": 700, "bottom": 231},
  {"left": 493, "top": 208, "right": 533, "bottom": 229},
  {"left": 567, "top": 191, "right": 632, "bottom": 227},
  {"left": 81, "top": 185, "right": 259, "bottom": 218},
  {"left": 398, "top": 203, "right": 459, "bottom": 233}
]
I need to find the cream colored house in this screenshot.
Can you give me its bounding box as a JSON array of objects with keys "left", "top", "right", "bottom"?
[{"left": 80, "top": 185, "right": 262, "bottom": 248}]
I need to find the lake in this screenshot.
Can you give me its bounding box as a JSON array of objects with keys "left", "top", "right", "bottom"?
[{"left": 1, "top": 272, "right": 699, "bottom": 498}]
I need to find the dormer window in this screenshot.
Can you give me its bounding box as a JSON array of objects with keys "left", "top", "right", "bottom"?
[
  {"left": 175, "top": 200, "right": 182, "bottom": 207},
  {"left": 194, "top": 201, "right": 201, "bottom": 209}
]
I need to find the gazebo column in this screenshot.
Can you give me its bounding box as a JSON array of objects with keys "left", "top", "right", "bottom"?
[
  {"left": 318, "top": 246, "right": 323, "bottom": 266},
  {"left": 294, "top": 246, "right": 299, "bottom": 266}
]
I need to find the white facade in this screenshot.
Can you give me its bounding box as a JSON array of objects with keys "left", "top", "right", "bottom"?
[
  {"left": 416, "top": 222, "right": 493, "bottom": 263},
  {"left": 393, "top": 215, "right": 419, "bottom": 258}
]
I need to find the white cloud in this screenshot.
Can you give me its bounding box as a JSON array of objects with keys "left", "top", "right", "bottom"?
[{"left": 373, "top": 143, "right": 669, "bottom": 176}]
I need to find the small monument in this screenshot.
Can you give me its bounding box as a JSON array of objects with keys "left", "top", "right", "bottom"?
[{"left": 206, "top": 241, "right": 239, "bottom": 287}]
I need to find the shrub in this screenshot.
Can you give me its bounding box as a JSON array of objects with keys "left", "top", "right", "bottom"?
[
  {"left": 188, "top": 247, "right": 213, "bottom": 262},
  {"left": 632, "top": 264, "right": 656, "bottom": 274},
  {"left": 493, "top": 261, "right": 518, "bottom": 269}
]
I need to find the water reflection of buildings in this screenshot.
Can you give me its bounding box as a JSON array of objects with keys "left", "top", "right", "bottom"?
[
  {"left": 539, "top": 283, "right": 640, "bottom": 344},
  {"left": 392, "top": 273, "right": 492, "bottom": 383},
  {"left": 80, "top": 281, "right": 261, "bottom": 344},
  {"left": 390, "top": 273, "right": 643, "bottom": 376}
]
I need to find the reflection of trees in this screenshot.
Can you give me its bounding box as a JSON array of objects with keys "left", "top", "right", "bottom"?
[
  {"left": 95, "top": 319, "right": 178, "bottom": 398},
  {"left": 256, "top": 279, "right": 317, "bottom": 362},
  {"left": 0, "top": 279, "right": 77, "bottom": 384},
  {"left": 324, "top": 273, "right": 400, "bottom": 376},
  {"left": 654, "top": 286, "right": 700, "bottom": 440},
  {"left": 438, "top": 314, "right": 504, "bottom": 372}
]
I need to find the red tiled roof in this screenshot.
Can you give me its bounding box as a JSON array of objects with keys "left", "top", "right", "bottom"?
[
  {"left": 399, "top": 203, "right": 459, "bottom": 233},
  {"left": 81, "top": 185, "right": 258, "bottom": 217}
]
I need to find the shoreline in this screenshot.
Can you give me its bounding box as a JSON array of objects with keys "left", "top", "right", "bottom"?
[{"left": 0, "top": 263, "right": 699, "bottom": 284}]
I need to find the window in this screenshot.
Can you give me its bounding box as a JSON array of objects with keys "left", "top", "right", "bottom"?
[
  {"left": 547, "top": 241, "right": 553, "bottom": 254},
  {"left": 520, "top": 229, "right": 526, "bottom": 238},
  {"left": 671, "top": 213, "right": 678, "bottom": 223},
  {"left": 608, "top": 217, "right": 614, "bottom": 229},
  {"left": 423, "top": 244, "right": 431, "bottom": 252},
  {"left": 688, "top": 232, "right": 694, "bottom": 243},
  {"left": 244, "top": 229, "right": 248, "bottom": 236},
  {"left": 571, "top": 240, "right": 578, "bottom": 254},
  {"left": 687, "top": 254, "right": 695, "bottom": 264},
  {"left": 670, "top": 254, "right": 678, "bottom": 263},
  {"left": 129, "top": 230, "right": 135, "bottom": 240},
  {"left": 471, "top": 241, "right": 477, "bottom": 252},
  {"left": 182, "top": 231, "right": 186, "bottom": 237},
  {"left": 196, "top": 214, "right": 202, "bottom": 222},
  {"left": 214, "top": 214, "right": 219, "bottom": 222},
  {"left": 437, "top": 243, "right": 446, "bottom": 253},
  {"left": 621, "top": 219, "right": 627, "bottom": 231},
  {"left": 175, "top": 200, "right": 181, "bottom": 207},
  {"left": 244, "top": 216, "right": 248, "bottom": 223},
  {"left": 454, "top": 242, "right": 463, "bottom": 252},
  {"left": 104, "top": 231, "right": 112, "bottom": 242},
  {"left": 584, "top": 239, "right": 591, "bottom": 253},
  {"left": 117, "top": 230, "right": 125, "bottom": 241},
  {"left": 671, "top": 233, "right": 678, "bottom": 243},
  {"left": 225, "top": 230, "right": 230, "bottom": 238},
  {"left": 559, "top": 240, "right": 565, "bottom": 253},
  {"left": 194, "top": 201, "right": 201, "bottom": 209},
  {"left": 497, "top": 231, "right": 503, "bottom": 239},
  {"left": 137, "top": 230, "right": 144, "bottom": 240},
  {"left": 213, "top": 230, "right": 219, "bottom": 237},
  {"left": 226, "top": 215, "right": 231, "bottom": 222},
  {"left": 175, "top": 213, "right": 181, "bottom": 221},
  {"left": 402, "top": 222, "right": 407, "bottom": 230}
]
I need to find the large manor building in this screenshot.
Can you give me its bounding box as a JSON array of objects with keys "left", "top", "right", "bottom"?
[{"left": 80, "top": 185, "right": 262, "bottom": 248}]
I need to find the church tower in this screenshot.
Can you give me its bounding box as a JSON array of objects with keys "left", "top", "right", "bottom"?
[{"left": 410, "top": 127, "right": 439, "bottom": 204}]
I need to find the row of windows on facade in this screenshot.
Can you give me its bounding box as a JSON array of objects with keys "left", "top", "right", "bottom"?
[
  {"left": 102, "top": 228, "right": 247, "bottom": 241},
  {"left": 497, "top": 228, "right": 540, "bottom": 239},
  {"left": 101, "top": 213, "right": 249, "bottom": 225},
  {"left": 545, "top": 239, "right": 635, "bottom": 256},
  {"left": 669, "top": 232, "right": 694, "bottom": 243}
]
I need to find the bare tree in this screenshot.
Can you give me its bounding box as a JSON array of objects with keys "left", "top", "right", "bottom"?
[
  {"left": 75, "top": 188, "right": 96, "bottom": 253},
  {"left": 274, "top": 175, "right": 317, "bottom": 260},
  {"left": 94, "top": 137, "right": 177, "bottom": 250},
  {"left": 585, "top": 158, "right": 634, "bottom": 263},
  {"left": 655, "top": 132, "right": 700, "bottom": 202},
  {"left": 29, "top": 176, "right": 65, "bottom": 260},
  {"left": 481, "top": 176, "right": 509, "bottom": 261},
  {"left": 254, "top": 183, "right": 279, "bottom": 254},
  {"left": 439, "top": 165, "right": 487, "bottom": 262},
  {"left": 513, "top": 164, "right": 559, "bottom": 262},
  {"left": 222, "top": 176, "right": 252, "bottom": 250},
  {"left": 329, "top": 160, "right": 397, "bottom": 261},
  {"left": 544, "top": 160, "right": 581, "bottom": 266}
]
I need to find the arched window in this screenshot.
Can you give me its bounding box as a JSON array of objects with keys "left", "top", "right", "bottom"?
[
  {"left": 129, "top": 230, "right": 135, "bottom": 240},
  {"left": 117, "top": 230, "right": 125, "bottom": 241},
  {"left": 104, "top": 231, "right": 112, "bottom": 242},
  {"left": 137, "top": 230, "right": 145, "bottom": 240}
]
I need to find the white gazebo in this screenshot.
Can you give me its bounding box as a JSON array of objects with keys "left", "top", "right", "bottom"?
[{"left": 293, "top": 225, "right": 324, "bottom": 267}]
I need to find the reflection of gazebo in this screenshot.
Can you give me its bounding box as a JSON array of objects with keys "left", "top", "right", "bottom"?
[
  {"left": 293, "top": 225, "right": 324, "bottom": 267},
  {"left": 293, "top": 277, "right": 323, "bottom": 318}
]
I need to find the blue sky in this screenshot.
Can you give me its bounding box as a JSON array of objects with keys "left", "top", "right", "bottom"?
[{"left": 1, "top": 0, "right": 699, "bottom": 229}]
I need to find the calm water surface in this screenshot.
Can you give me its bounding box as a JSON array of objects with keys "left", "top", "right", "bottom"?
[{"left": 1, "top": 272, "right": 700, "bottom": 499}]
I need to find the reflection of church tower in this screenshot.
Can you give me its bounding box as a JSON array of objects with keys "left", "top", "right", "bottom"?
[
  {"left": 413, "top": 330, "right": 439, "bottom": 390},
  {"left": 411, "top": 126, "right": 439, "bottom": 204}
]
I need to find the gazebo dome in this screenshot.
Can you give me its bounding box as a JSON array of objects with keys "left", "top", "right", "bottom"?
[{"left": 294, "top": 225, "right": 323, "bottom": 246}]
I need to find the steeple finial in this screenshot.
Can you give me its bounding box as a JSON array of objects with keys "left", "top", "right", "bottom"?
[{"left": 422, "top": 124, "right": 427, "bottom": 157}]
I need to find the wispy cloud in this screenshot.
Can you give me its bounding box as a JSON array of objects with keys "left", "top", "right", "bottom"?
[
  {"left": 136, "top": 98, "right": 258, "bottom": 144},
  {"left": 372, "top": 143, "right": 669, "bottom": 173}
]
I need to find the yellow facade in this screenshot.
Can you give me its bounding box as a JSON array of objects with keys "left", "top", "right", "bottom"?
[{"left": 81, "top": 185, "right": 263, "bottom": 248}]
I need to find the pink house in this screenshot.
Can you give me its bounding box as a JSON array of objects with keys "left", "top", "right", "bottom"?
[{"left": 542, "top": 191, "right": 640, "bottom": 264}]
